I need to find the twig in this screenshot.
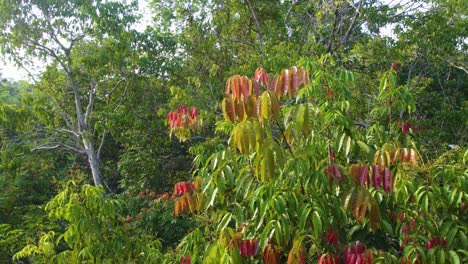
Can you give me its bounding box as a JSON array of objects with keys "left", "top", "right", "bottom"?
[{"left": 245, "top": 0, "right": 265, "bottom": 63}]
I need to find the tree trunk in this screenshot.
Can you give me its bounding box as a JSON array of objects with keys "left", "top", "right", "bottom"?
[{"left": 84, "top": 139, "right": 102, "bottom": 186}]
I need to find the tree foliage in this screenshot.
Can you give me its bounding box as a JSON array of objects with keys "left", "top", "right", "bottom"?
[{"left": 0, "top": 0, "right": 466, "bottom": 263}]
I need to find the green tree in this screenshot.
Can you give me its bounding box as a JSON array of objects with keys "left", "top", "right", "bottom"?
[
  {"left": 168, "top": 60, "right": 467, "bottom": 263},
  {"left": 0, "top": 0, "right": 140, "bottom": 186},
  {"left": 14, "top": 179, "right": 164, "bottom": 263}
]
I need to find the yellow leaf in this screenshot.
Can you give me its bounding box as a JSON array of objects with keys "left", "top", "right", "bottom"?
[
  {"left": 269, "top": 91, "right": 280, "bottom": 121},
  {"left": 246, "top": 121, "right": 256, "bottom": 153},
  {"left": 353, "top": 187, "right": 369, "bottom": 223},
  {"left": 261, "top": 91, "right": 271, "bottom": 121}
]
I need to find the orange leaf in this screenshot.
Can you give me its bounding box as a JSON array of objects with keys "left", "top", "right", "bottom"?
[
  {"left": 240, "top": 76, "right": 250, "bottom": 99},
  {"left": 353, "top": 187, "right": 369, "bottom": 223},
  {"left": 174, "top": 199, "right": 181, "bottom": 217},
  {"left": 225, "top": 77, "right": 231, "bottom": 97},
  {"left": 231, "top": 75, "right": 240, "bottom": 100},
  {"left": 222, "top": 96, "right": 236, "bottom": 123},
  {"left": 235, "top": 98, "right": 245, "bottom": 121},
  {"left": 270, "top": 76, "right": 280, "bottom": 98},
  {"left": 289, "top": 66, "right": 298, "bottom": 94},
  {"left": 349, "top": 164, "right": 361, "bottom": 183}
]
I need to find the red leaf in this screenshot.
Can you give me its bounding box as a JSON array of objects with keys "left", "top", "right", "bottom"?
[
  {"left": 248, "top": 239, "right": 256, "bottom": 256},
  {"left": 182, "top": 182, "right": 189, "bottom": 193},
  {"left": 180, "top": 256, "right": 191, "bottom": 264},
  {"left": 254, "top": 68, "right": 270, "bottom": 86},
  {"left": 372, "top": 165, "right": 382, "bottom": 190},
  {"left": 359, "top": 166, "right": 369, "bottom": 186},
  {"left": 270, "top": 76, "right": 280, "bottom": 98},
  {"left": 253, "top": 80, "right": 259, "bottom": 97},
  {"left": 181, "top": 105, "right": 188, "bottom": 115},
  {"left": 383, "top": 167, "right": 392, "bottom": 193},
  {"left": 402, "top": 122, "right": 411, "bottom": 134},
  {"left": 225, "top": 77, "right": 231, "bottom": 96},
  {"left": 325, "top": 165, "right": 343, "bottom": 182},
  {"left": 241, "top": 76, "right": 250, "bottom": 99},
  {"left": 242, "top": 240, "right": 249, "bottom": 257},
  {"left": 190, "top": 107, "right": 198, "bottom": 120}
]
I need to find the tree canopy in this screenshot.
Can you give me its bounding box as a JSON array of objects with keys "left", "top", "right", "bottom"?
[{"left": 0, "top": 0, "right": 466, "bottom": 263}]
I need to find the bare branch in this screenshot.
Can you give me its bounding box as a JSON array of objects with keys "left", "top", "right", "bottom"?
[
  {"left": 106, "top": 78, "right": 127, "bottom": 98},
  {"left": 97, "top": 130, "right": 106, "bottom": 161},
  {"left": 245, "top": 0, "right": 265, "bottom": 62},
  {"left": 327, "top": 7, "right": 340, "bottom": 53},
  {"left": 284, "top": 0, "right": 298, "bottom": 24},
  {"left": 340, "top": 0, "right": 364, "bottom": 45},
  {"left": 32, "top": 143, "right": 85, "bottom": 155},
  {"left": 449, "top": 62, "right": 468, "bottom": 74},
  {"left": 69, "top": 34, "right": 85, "bottom": 51},
  {"left": 84, "top": 83, "right": 97, "bottom": 127},
  {"left": 48, "top": 30, "right": 70, "bottom": 57},
  {"left": 54, "top": 128, "right": 80, "bottom": 138},
  {"left": 19, "top": 64, "right": 39, "bottom": 83},
  {"left": 113, "top": 84, "right": 129, "bottom": 112},
  {"left": 27, "top": 40, "right": 71, "bottom": 77}
]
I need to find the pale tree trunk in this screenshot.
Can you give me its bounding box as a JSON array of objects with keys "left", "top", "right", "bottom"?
[
  {"left": 83, "top": 139, "right": 102, "bottom": 186},
  {"left": 71, "top": 78, "right": 103, "bottom": 187}
]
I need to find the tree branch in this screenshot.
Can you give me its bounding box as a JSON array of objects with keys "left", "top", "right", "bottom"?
[
  {"left": 113, "top": 84, "right": 129, "bottom": 112},
  {"left": 48, "top": 30, "right": 69, "bottom": 57},
  {"left": 284, "top": 0, "right": 298, "bottom": 24},
  {"left": 84, "top": 83, "right": 97, "bottom": 127},
  {"left": 106, "top": 78, "right": 127, "bottom": 98},
  {"left": 69, "top": 34, "right": 85, "bottom": 51},
  {"left": 28, "top": 40, "right": 71, "bottom": 77},
  {"left": 32, "top": 143, "right": 85, "bottom": 155},
  {"left": 54, "top": 128, "right": 80, "bottom": 138},
  {"left": 97, "top": 130, "right": 106, "bottom": 161},
  {"left": 340, "top": 0, "right": 364, "bottom": 45},
  {"left": 245, "top": 0, "right": 265, "bottom": 62}
]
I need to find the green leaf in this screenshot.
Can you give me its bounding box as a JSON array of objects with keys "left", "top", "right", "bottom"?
[
  {"left": 312, "top": 211, "right": 322, "bottom": 238},
  {"left": 216, "top": 212, "right": 232, "bottom": 234},
  {"left": 298, "top": 205, "right": 312, "bottom": 231},
  {"left": 338, "top": 133, "right": 346, "bottom": 153},
  {"left": 206, "top": 187, "right": 218, "bottom": 210},
  {"left": 449, "top": 251, "right": 460, "bottom": 264},
  {"left": 438, "top": 249, "right": 446, "bottom": 264},
  {"left": 357, "top": 140, "right": 370, "bottom": 154},
  {"left": 381, "top": 219, "right": 393, "bottom": 236},
  {"left": 446, "top": 226, "right": 458, "bottom": 246},
  {"left": 345, "top": 136, "right": 352, "bottom": 156}
]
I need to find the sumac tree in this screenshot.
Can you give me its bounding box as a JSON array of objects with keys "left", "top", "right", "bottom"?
[{"left": 167, "top": 56, "right": 467, "bottom": 263}]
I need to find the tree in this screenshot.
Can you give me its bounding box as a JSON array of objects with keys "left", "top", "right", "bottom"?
[
  {"left": 14, "top": 178, "right": 164, "bottom": 263},
  {"left": 166, "top": 59, "right": 467, "bottom": 263},
  {"left": 0, "top": 0, "right": 141, "bottom": 186}
]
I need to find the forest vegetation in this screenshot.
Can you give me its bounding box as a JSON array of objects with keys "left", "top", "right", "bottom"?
[{"left": 0, "top": 0, "right": 467, "bottom": 263}]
